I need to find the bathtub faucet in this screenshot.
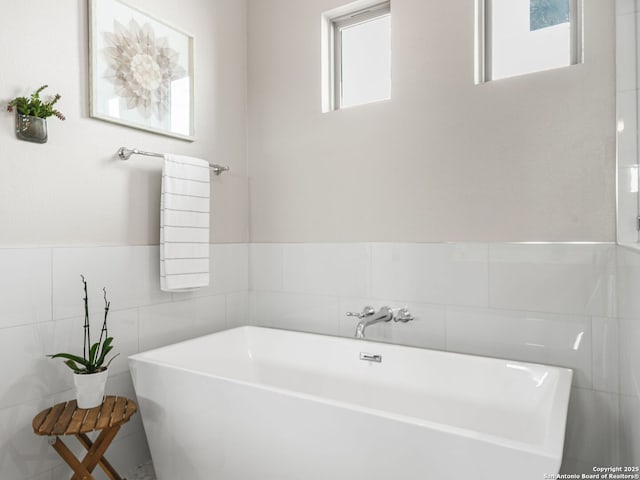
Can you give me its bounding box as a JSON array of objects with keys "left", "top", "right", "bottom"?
[{"left": 347, "top": 306, "right": 413, "bottom": 339}]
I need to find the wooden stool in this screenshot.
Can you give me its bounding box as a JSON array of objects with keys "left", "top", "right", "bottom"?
[{"left": 32, "top": 396, "right": 137, "bottom": 480}]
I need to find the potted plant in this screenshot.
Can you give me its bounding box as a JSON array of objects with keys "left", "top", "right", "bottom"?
[
  {"left": 48, "top": 275, "right": 118, "bottom": 409},
  {"left": 7, "top": 85, "right": 65, "bottom": 143}
]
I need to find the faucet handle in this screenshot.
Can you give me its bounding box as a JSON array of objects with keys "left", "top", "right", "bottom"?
[
  {"left": 346, "top": 306, "right": 376, "bottom": 319},
  {"left": 393, "top": 308, "right": 413, "bottom": 323}
]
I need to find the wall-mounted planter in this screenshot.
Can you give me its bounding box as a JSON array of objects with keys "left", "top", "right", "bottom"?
[{"left": 15, "top": 113, "right": 47, "bottom": 144}]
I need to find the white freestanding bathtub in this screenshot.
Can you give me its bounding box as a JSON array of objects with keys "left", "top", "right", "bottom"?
[{"left": 129, "top": 326, "right": 572, "bottom": 480}]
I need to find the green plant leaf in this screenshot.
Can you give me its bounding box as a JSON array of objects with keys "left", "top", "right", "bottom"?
[
  {"left": 7, "top": 85, "right": 64, "bottom": 120},
  {"left": 95, "top": 337, "right": 113, "bottom": 363},
  {"left": 89, "top": 341, "right": 100, "bottom": 364},
  {"left": 64, "top": 359, "right": 80, "bottom": 372},
  {"left": 96, "top": 343, "right": 113, "bottom": 368},
  {"left": 48, "top": 353, "right": 91, "bottom": 369}
]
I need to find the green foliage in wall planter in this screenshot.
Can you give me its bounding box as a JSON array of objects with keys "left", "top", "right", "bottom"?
[{"left": 7, "top": 85, "right": 65, "bottom": 120}]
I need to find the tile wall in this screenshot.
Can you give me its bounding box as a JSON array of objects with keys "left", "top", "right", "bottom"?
[
  {"left": 2, "top": 241, "right": 637, "bottom": 478},
  {"left": 0, "top": 244, "right": 248, "bottom": 480},
  {"left": 249, "top": 242, "right": 632, "bottom": 473},
  {"left": 617, "top": 0, "right": 640, "bottom": 244},
  {"left": 616, "top": 246, "right": 640, "bottom": 470}
]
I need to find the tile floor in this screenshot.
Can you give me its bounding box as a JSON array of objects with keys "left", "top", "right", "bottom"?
[{"left": 125, "top": 461, "right": 156, "bottom": 480}]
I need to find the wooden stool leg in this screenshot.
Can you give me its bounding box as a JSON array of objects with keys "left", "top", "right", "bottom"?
[
  {"left": 75, "top": 433, "right": 123, "bottom": 480},
  {"left": 71, "top": 426, "right": 122, "bottom": 480},
  {"left": 49, "top": 437, "right": 95, "bottom": 480}
]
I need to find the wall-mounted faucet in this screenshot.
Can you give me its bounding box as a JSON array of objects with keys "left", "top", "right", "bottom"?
[{"left": 346, "top": 306, "right": 414, "bottom": 339}]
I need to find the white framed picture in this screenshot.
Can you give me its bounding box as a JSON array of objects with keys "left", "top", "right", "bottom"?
[{"left": 89, "top": 0, "right": 195, "bottom": 140}]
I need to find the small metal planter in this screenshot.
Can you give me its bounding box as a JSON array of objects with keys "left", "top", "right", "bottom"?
[{"left": 15, "top": 113, "right": 47, "bottom": 143}]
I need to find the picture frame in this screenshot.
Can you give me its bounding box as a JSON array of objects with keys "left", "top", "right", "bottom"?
[{"left": 89, "top": 0, "right": 195, "bottom": 141}]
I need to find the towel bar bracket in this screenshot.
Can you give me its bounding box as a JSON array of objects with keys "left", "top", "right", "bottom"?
[{"left": 117, "top": 147, "right": 229, "bottom": 176}]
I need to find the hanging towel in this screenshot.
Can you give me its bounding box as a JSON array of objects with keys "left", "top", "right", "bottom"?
[{"left": 160, "top": 154, "right": 211, "bottom": 291}]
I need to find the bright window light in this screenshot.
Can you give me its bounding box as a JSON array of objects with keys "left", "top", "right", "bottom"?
[
  {"left": 478, "top": 0, "right": 581, "bottom": 82},
  {"left": 324, "top": 2, "right": 391, "bottom": 111},
  {"left": 340, "top": 13, "right": 391, "bottom": 108}
]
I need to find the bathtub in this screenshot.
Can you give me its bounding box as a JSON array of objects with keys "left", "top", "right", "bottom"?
[{"left": 129, "top": 326, "right": 572, "bottom": 480}]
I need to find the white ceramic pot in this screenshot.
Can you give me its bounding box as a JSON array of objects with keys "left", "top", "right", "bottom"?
[{"left": 73, "top": 369, "right": 108, "bottom": 408}]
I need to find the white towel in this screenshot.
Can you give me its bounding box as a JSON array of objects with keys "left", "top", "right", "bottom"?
[{"left": 160, "top": 154, "right": 211, "bottom": 291}]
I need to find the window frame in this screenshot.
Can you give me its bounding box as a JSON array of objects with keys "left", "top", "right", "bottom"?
[
  {"left": 326, "top": 1, "right": 391, "bottom": 111},
  {"left": 475, "top": 0, "right": 583, "bottom": 83}
]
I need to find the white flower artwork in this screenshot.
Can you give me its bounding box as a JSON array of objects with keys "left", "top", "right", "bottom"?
[
  {"left": 103, "top": 19, "right": 186, "bottom": 121},
  {"left": 89, "top": 0, "right": 194, "bottom": 140}
]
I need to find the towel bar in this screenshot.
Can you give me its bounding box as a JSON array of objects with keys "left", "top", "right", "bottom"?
[{"left": 117, "top": 147, "right": 229, "bottom": 176}]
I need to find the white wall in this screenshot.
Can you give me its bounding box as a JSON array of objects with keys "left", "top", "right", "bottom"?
[
  {"left": 0, "top": 0, "right": 248, "bottom": 246},
  {"left": 247, "top": 0, "right": 616, "bottom": 243},
  {"left": 0, "top": 0, "right": 250, "bottom": 478}
]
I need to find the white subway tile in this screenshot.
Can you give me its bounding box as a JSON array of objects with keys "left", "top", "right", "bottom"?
[
  {"left": 564, "top": 388, "right": 620, "bottom": 466},
  {"left": 0, "top": 248, "right": 51, "bottom": 328},
  {"left": 617, "top": 0, "right": 638, "bottom": 16},
  {"left": 617, "top": 90, "right": 638, "bottom": 167},
  {"left": 52, "top": 246, "right": 171, "bottom": 320},
  {"left": 338, "top": 298, "right": 446, "bottom": 350},
  {"left": 105, "top": 309, "right": 139, "bottom": 375},
  {"left": 282, "top": 243, "right": 370, "bottom": 297},
  {"left": 0, "top": 399, "right": 61, "bottom": 480},
  {"left": 171, "top": 244, "right": 248, "bottom": 301},
  {"left": 226, "top": 291, "right": 249, "bottom": 329},
  {"left": 489, "top": 244, "right": 615, "bottom": 317},
  {"left": 193, "top": 295, "right": 229, "bottom": 335},
  {"left": 446, "top": 307, "right": 592, "bottom": 388},
  {"left": 250, "top": 291, "right": 340, "bottom": 336},
  {"left": 617, "top": 246, "right": 640, "bottom": 319},
  {"left": 211, "top": 243, "right": 248, "bottom": 294},
  {"left": 617, "top": 12, "right": 637, "bottom": 92},
  {"left": 619, "top": 319, "right": 640, "bottom": 397},
  {"left": 618, "top": 167, "right": 640, "bottom": 244},
  {"left": 250, "top": 243, "right": 284, "bottom": 291},
  {"left": 138, "top": 295, "right": 226, "bottom": 352},
  {"left": 0, "top": 323, "right": 72, "bottom": 410},
  {"left": 592, "top": 317, "right": 619, "bottom": 394},
  {"left": 620, "top": 395, "right": 640, "bottom": 467},
  {"left": 371, "top": 243, "right": 489, "bottom": 307}
]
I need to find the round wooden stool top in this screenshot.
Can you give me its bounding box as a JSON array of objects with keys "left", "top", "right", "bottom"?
[{"left": 32, "top": 396, "right": 137, "bottom": 436}]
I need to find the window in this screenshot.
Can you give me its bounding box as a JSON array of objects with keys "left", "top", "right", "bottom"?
[
  {"left": 476, "top": 0, "right": 582, "bottom": 82},
  {"left": 322, "top": 2, "right": 391, "bottom": 111}
]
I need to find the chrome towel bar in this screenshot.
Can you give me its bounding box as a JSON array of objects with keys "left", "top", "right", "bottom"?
[{"left": 117, "top": 147, "right": 230, "bottom": 176}]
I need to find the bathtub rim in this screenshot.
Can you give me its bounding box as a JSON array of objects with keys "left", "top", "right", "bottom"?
[{"left": 129, "top": 325, "right": 572, "bottom": 462}]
